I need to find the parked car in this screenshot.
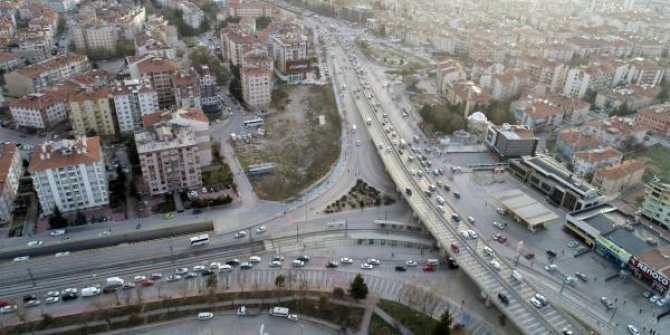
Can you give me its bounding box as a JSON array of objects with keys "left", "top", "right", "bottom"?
[
  {"left": 544, "top": 264, "right": 557, "bottom": 272},
  {"left": 601, "top": 297, "right": 614, "bottom": 309},
  {"left": 405, "top": 259, "right": 418, "bottom": 267},
  {"left": 395, "top": 266, "right": 406, "bottom": 272},
  {"left": 340, "top": 257, "right": 353, "bottom": 264},
  {"left": 497, "top": 292, "right": 509, "bottom": 306},
  {"left": 575, "top": 272, "right": 588, "bottom": 282}
]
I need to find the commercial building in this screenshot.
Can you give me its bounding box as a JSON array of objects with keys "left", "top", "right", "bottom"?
[
  {"left": 635, "top": 103, "right": 670, "bottom": 137},
  {"left": 3, "top": 53, "right": 89, "bottom": 97},
  {"left": 9, "top": 88, "right": 68, "bottom": 129},
  {"left": 508, "top": 155, "right": 604, "bottom": 211},
  {"left": 0, "top": 142, "right": 23, "bottom": 223},
  {"left": 111, "top": 79, "right": 160, "bottom": 134},
  {"left": 67, "top": 86, "right": 117, "bottom": 136},
  {"left": 640, "top": 179, "right": 670, "bottom": 230},
  {"left": 128, "top": 56, "right": 180, "bottom": 109},
  {"left": 134, "top": 123, "right": 202, "bottom": 196},
  {"left": 28, "top": 136, "right": 109, "bottom": 215},
  {"left": 565, "top": 204, "right": 670, "bottom": 295},
  {"left": 485, "top": 124, "right": 539, "bottom": 159}
]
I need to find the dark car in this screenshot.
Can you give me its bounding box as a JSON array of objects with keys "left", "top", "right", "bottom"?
[
  {"left": 450, "top": 243, "right": 460, "bottom": 254},
  {"left": 0, "top": 299, "right": 13, "bottom": 307},
  {"left": 326, "top": 261, "right": 338, "bottom": 268},
  {"left": 453, "top": 192, "right": 461, "bottom": 199},
  {"left": 497, "top": 293, "right": 509, "bottom": 306},
  {"left": 192, "top": 209, "right": 202, "bottom": 215},
  {"left": 297, "top": 255, "right": 310, "bottom": 262},
  {"left": 405, "top": 188, "right": 412, "bottom": 196},
  {"left": 201, "top": 269, "right": 213, "bottom": 276},
  {"left": 141, "top": 279, "right": 155, "bottom": 287},
  {"left": 451, "top": 214, "right": 461, "bottom": 222},
  {"left": 226, "top": 259, "right": 240, "bottom": 266},
  {"left": 443, "top": 184, "right": 451, "bottom": 192},
  {"left": 395, "top": 266, "right": 407, "bottom": 272},
  {"left": 62, "top": 293, "right": 78, "bottom": 301},
  {"left": 447, "top": 257, "right": 459, "bottom": 269},
  {"left": 22, "top": 294, "right": 37, "bottom": 302}
]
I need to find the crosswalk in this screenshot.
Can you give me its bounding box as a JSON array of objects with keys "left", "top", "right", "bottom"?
[{"left": 175, "top": 268, "right": 497, "bottom": 335}]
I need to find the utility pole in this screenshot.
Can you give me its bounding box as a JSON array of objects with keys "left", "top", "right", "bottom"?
[{"left": 27, "top": 268, "right": 36, "bottom": 286}]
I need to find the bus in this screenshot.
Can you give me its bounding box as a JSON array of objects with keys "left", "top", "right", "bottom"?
[
  {"left": 243, "top": 117, "right": 264, "bottom": 128},
  {"left": 190, "top": 234, "right": 209, "bottom": 247}
]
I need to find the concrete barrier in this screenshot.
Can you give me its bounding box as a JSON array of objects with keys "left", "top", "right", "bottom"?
[{"left": 0, "top": 221, "right": 214, "bottom": 261}]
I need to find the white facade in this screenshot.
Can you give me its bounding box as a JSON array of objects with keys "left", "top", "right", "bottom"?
[
  {"left": 9, "top": 93, "right": 67, "bottom": 129},
  {"left": 563, "top": 68, "right": 591, "bottom": 99},
  {"left": 29, "top": 137, "right": 109, "bottom": 215},
  {"left": 180, "top": 2, "right": 204, "bottom": 29},
  {"left": 0, "top": 143, "right": 23, "bottom": 222},
  {"left": 241, "top": 67, "right": 273, "bottom": 106},
  {"left": 112, "top": 80, "right": 159, "bottom": 134}
]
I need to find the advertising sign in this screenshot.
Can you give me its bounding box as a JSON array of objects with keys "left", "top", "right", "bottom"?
[
  {"left": 595, "top": 236, "right": 631, "bottom": 263},
  {"left": 629, "top": 257, "right": 670, "bottom": 289}
]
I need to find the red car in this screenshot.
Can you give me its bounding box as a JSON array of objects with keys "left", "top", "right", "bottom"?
[
  {"left": 494, "top": 234, "right": 507, "bottom": 243},
  {"left": 141, "top": 279, "right": 155, "bottom": 287},
  {"left": 0, "top": 299, "right": 12, "bottom": 307},
  {"left": 450, "top": 243, "right": 460, "bottom": 253},
  {"left": 423, "top": 265, "right": 437, "bottom": 272}
]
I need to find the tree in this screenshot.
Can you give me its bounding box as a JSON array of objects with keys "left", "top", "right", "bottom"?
[
  {"left": 48, "top": 206, "right": 69, "bottom": 229},
  {"left": 349, "top": 274, "right": 368, "bottom": 301},
  {"left": 333, "top": 287, "right": 345, "bottom": 298},
  {"left": 206, "top": 274, "right": 218, "bottom": 289},
  {"left": 433, "top": 309, "right": 453, "bottom": 335},
  {"left": 256, "top": 16, "right": 272, "bottom": 30},
  {"left": 74, "top": 210, "right": 87, "bottom": 226},
  {"left": 274, "top": 274, "right": 286, "bottom": 289}
]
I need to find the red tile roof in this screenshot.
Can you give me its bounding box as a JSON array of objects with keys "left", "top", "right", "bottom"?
[{"left": 28, "top": 137, "right": 102, "bottom": 172}]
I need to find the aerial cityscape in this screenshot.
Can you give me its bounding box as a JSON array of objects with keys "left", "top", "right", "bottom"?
[{"left": 1, "top": 0, "right": 670, "bottom": 334}]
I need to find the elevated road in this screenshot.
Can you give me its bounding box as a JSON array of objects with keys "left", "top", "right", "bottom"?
[{"left": 324, "top": 30, "right": 612, "bottom": 335}]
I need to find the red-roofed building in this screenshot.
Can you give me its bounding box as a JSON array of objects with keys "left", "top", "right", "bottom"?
[
  {"left": 591, "top": 160, "right": 645, "bottom": 195},
  {"left": 512, "top": 99, "right": 564, "bottom": 132},
  {"left": 9, "top": 88, "right": 68, "bottom": 129},
  {"left": 128, "top": 56, "right": 180, "bottom": 109},
  {"left": 583, "top": 116, "right": 647, "bottom": 147},
  {"left": 172, "top": 72, "right": 201, "bottom": 108},
  {"left": 556, "top": 128, "right": 602, "bottom": 157},
  {"left": 0, "top": 142, "right": 23, "bottom": 222},
  {"left": 572, "top": 147, "right": 622, "bottom": 176},
  {"left": 636, "top": 103, "right": 670, "bottom": 136},
  {"left": 3, "top": 53, "right": 89, "bottom": 97}
]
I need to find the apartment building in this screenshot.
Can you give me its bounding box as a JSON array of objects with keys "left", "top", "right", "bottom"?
[
  {"left": 28, "top": 136, "right": 109, "bottom": 215},
  {"left": 72, "top": 24, "right": 118, "bottom": 53},
  {"left": 572, "top": 147, "right": 623, "bottom": 176},
  {"left": 640, "top": 179, "right": 670, "bottom": 230},
  {"left": 15, "top": 36, "right": 52, "bottom": 63},
  {"left": 0, "top": 142, "right": 23, "bottom": 222},
  {"left": 220, "top": 26, "right": 257, "bottom": 66},
  {"left": 484, "top": 124, "right": 539, "bottom": 159},
  {"left": 67, "top": 86, "right": 117, "bottom": 136},
  {"left": 270, "top": 32, "right": 308, "bottom": 83},
  {"left": 0, "top": 51, "right": 24, "bottom": 74},
  {"left": 179, "top": 1, "right": 204, "bottom": 29},
  {"left": 134, "top": 123, "right": 202, "bottom": 195},
  {"left": 627, "top": 58, "right": 665, "bottom": 86},
  {"left": 595, "top": 85, "right": 661, "bottom": 113},
  {"left": 228, "top": 0, "right": 274, "bottom": 18},
  {"left": 635, "top": 103, "right": 670, "bottom": 136},
  {"left": 435, "top": 59, "right": 467, "bottom": 95},
  {"left": 591, "top": 160, "right": 645, "bottom": 195},
  {"left": 562, "top": 67, "right": 591, "bottom": 99},
  {"left": 512, "top": 99, "right": 564, "bottom": 132},
  {"left": 172, "top": 72, "right": 201, "bottom": 108},
  {"left": 128, "top": 56, "right": 180, "bottom": 109},
  {"left": 142, "top": 107, "right": 211, "bottom": 167},
  {"left": 112, "top": 79, "right": 159, "bottom": 134},
  {"left": 3, "top": 53, "right": 89, "bottom": 97},
  {"left": 9, "top": 88, "right": 68, "bottom": 129},
  {"left": 240, "top": 50, "right": 273, "bottom": 107},
  {"left": 193, "top": 65, "right": 217, "bottom": 106}
]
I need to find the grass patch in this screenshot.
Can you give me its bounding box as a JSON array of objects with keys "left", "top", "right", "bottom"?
[
  {"left": 325, "top": 179, "right": 395, "bottom": 213},
  {"left": 378, "top": 299, "right": 439, "bottom": 335},
  {"left": 369, "top": 313, "right": 402, "bottom": 335},
  {"left": 235, "top": 85, "right": 341, "bottom": 201},
  {"left": 629, "top": 144, "right": 670, "bottom": 180}
]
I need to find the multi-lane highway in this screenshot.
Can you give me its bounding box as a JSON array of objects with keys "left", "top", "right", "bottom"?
[{"left": 317, "top": 19, "right": 599, "bottom": 335}]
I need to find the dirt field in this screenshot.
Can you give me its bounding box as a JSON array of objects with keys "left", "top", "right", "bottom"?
[{"left": 234, "top": 85, "right": 341, "bottom": 201}]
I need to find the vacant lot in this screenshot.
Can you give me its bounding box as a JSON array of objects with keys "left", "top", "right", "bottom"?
[
  {"left": 630, "top": 144, "right": 670, "bottom": 180},
  {"left": 235, "top": 85, "right": 341, "bottom": 201}
]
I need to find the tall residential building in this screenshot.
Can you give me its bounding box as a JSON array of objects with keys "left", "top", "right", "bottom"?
[
  {"left": 193, "top": 65, "right": 217, "bottom": 106},
  {"left": 112, "top": 79, "right": 159, "bottom": 134},
  {"left": 0, "top": 142, "right": 23, "bottom": 222},
  {"left": 72, "top": 24, "right": 118, "bottom": 53},
  {"left": 179, "top": 2, "right": 204, "bottom": 29},
  {"left": 172, "top": 72, "right": 201, "bottom": 108},
  {"left": 3, "top": 53, "right": 89, "bottom": 97},
  {"left": 228, "top": 0, "right": 274, "bottom": 18},
  {"left": 640, "top": 179, "right": 670, "bottom": 230},
  {"left": 562, "top": 67, "right": 591, "bottom": 99},
  {"left": 269, "top": 32, "right": 308, "bottom": 83},
  {"left": 135, "top": 123, "right": 202, "bottom": 195},
  {"left": 67, "top": 86, "right": 117, "bottom": 136},
  {"left": 28, "top": 136, "right": 109, "bottom": 215},
  {"left": 128, "top": 56, "right": 180, "bottom": 109},
  {"left": 241, "top": 50, "right": 273, "bottom": 107},
  {"left": 9, "top": 88, "right": 68, "bottom": 129}
]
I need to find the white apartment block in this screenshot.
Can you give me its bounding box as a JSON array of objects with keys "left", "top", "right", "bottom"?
[
  {"left": 179, "top": 2, "right": 204, "bottom": 29},
  {"left": 242, "top": 66, "right": 273, "bottom": 106},
  {"left": 0, "top": 142, "right": 24, "bottom": 222},
  {"left": 562, "top": 68, "right": 591, "bottom": 99},
  {"left": 73, "top": 24, "right": 118, "bottom": 53},
  {"left": 9, "top": 90, "right": 68, "bottom": 129},
  {"left": 135, "top": 124, "right": 202, "bottom": 195},
  {"left": 28, "top": 136, "right": 109, "bottom": 215},
  {"left": 270, "top": 33, "right": 308, "bottom": 83},
  {"left": 3, "top": 53, "right": 89, "bottom": 97},
  {"left": 112, "top": 79, "right": 159, "bottom": 134}
]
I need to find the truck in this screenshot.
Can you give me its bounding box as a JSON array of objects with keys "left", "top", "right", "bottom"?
[
  {"left": 366, "top": 117, "right": 372, "bottom": 125},
  {"left": 81, "top": 287, "right": 101, "bottom": 297},
  {"left": 105, "top": 277, "right": 124, "bottom": 288}
]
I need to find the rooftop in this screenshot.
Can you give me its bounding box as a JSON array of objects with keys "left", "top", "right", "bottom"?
[
  {"left": 573, "top": 147, "right": 622, "bottom": 163},
  {"left": 28, "top": 136, "right": 102, "bottom": 172},
  {"left": 522, "top": 155, "right": 600, "bottom": 196},
  {"left": 594, "top": 160, "right": 646, "bottom": 180},
  {"left": 493, "top": 189, "right": 560, "bottom": 228}
]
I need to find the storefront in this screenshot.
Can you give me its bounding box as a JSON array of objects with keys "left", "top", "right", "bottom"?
[
  {"left": 594, "top": 236, "right": 631, "bottom": 268},
  {"left": 628, "top": 257, "right": 670, "bottom": 294}
]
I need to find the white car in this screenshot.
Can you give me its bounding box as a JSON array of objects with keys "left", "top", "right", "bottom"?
[
  {"left": 220, "top": 264, "right": 233, "bottom": 272},
  {"left": 133, "top": 275, "right": 147, "bottom": 282},
  {"left": 269, "top": 260, "right": 282, "bottom": 267},
  {"left": 256, "top": 226, "right": 267, "bottom": 234},
  {"left": 483, "top": 247, "right": 495, "bottom": 257},
  {"left": 49, "top": 229, "right": 66, "bottom": 236},
  {"left": 496, "top": 207, "right": 507, "bottom": 215},
  {"left": 0, "top": 305, "right": 17, "bottom": 314},
  {"left": 45, "top": 297, "right": 59, "bottom": 304},
  {"left": 45, "top": 291, "right": 60, "bottom": 298},
  {"left": 235, "top": 231, "right": 247, "bottom": 238},
  {"left": 367, "top": 258, "right": 380, "bottom": 265},
  {"left": 249, "top": 256, "right": 262, "bottom": 263},
  {"left": 340, "top": 257, "right": 353, "bottom": 264},
  {"left": 627, "top": 325, "right": 640, "bottom": 335},
  {"left": 192, "top": 265, "right": 206, "bottom": 272},
  {"left": 27, "top": 240, "right": 44, "bottom": 247},
  {"left": 489, "top": 259, "right": 501, "bottom": 271},
  {"left": 55, "top": 251, "right": 71, "bottom": 257},
  {"left": 530, "top": 297, "right": 544, "bottom": 308},
  {"left": 544, "top": 264, "right": 558, "bottom": 272},
  {"left": 209, "top": 262, "right": 221, "bottom": 271},
  {"left": 492, "top": 221, "right": 506, "bottom": 230},
  {"left": 13, "top": 256, "right": 29, "bottom": 262},
  {"left": 360, "top": 263, "right": 374, "bottom": 270},
  {"left": 405, "top": 259, "right": 418, "bottom": 267}
]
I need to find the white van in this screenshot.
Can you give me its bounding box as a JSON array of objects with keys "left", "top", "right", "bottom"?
[
  {"left": 237, "top": 306, "right": 246, "bottom": 316},
  {"left": 270, "top": 307, "right": 290, "bottom": 317},
  {"left": 427, "top": 259, "right": 439, "bottom": 266},
  {"left": 198, "top": 312, "right": 213, "bottom": 320}
]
